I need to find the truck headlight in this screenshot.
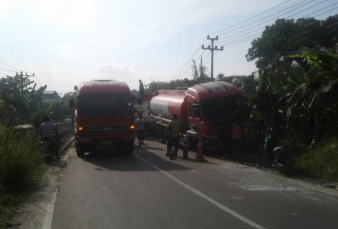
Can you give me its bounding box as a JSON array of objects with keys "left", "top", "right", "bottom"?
[{"left": 77, "top": 125, "right": 84, "bottom": 131}]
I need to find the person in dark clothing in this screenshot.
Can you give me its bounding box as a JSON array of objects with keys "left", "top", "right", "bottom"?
[
  {"left": 166, "top": 115, "right": 181, "bottom": 157},
  {"left": 39, "top": 116, "right": 60, "bottom": 159},
  {"left": 139, "top": 79, "right": 144, "bottom": 96}
]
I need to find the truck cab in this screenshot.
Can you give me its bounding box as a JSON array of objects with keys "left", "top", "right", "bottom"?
[{"left": 73, "top": 80, "right": 135, "bottom": 157}]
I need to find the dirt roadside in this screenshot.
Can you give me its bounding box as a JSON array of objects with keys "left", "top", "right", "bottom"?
[{"left": 9, "top": 139, "right": 74, "bottom": 229}]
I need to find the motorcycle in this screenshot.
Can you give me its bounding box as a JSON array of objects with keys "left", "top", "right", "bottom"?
[
  {"left": 40, "top": 132, "right": 60, "bottom": 159},
  {"left": 271, "top": 146, "right": 296, "bottom": 177}
]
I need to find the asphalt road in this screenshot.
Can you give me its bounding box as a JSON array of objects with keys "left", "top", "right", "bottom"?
[{"left": 50, "top": 139, "right": 338, "bottom": 229}]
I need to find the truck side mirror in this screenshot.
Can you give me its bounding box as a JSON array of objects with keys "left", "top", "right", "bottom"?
[{"left": 69, "top": 99, "right": 75, "bottom": 108}]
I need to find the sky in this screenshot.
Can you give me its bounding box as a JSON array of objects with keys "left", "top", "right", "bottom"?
[{"left": 0, "top": 0, "right": 337, "bottom": 95}]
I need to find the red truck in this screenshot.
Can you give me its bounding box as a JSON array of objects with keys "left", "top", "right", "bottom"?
[
  {"left": 150, "top": 81, "right": 241, "bottom": 152},
  {"left": 72, "top": 80, "right": 135, "bottom": 157}
]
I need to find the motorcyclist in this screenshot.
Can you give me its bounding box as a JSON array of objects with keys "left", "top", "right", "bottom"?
[
  {"left": 264, "top": 120, "right": 279, "bottom": 164},
  {"left": 39, "top": 116, "right": 60, "bottom": 159}
]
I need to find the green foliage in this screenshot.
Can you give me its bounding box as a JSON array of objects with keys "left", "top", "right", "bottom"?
[
  {"left": 295, "top": 138, "right": 338, "bottom": 181},
  {"left": 147, "top": 79, "right": 199, "bottom": 93},
  {"left": 30, "top": 109, "right": 49, "bottom": 129},
  {"left": 0, "top": 127, "right": 45, "bottom": 191},
  {"left": 282, "top": 46, "right": 338, "bottom": 145},
  {"left": 61, "top": 91, "right": 77, "bottom": 106},
  {"left": 0, "top": 124, "right": 45, "bottom": 228},
  {"left": 246, "top": 15, "right": 338, "bottom": 83},
  {"left": 0, "top": 192, "right": 27, "bottom": 229},
  {"left": 0, "top": 74, "right": 46, "bottom": 125}
]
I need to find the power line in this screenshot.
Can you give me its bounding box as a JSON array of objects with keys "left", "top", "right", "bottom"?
[
  {"left": 180, "top": 51, "right": 211, "bottom": 80},
  {"left": 215, "top": 32, "right": 263, "bottom": 46},
  {"left": 172, "top": 0, "right": 335, "bottom": 81},
  {"left": 218, "top": 0, "right": 322, "bottom": 39},
  {"left": 209, "top": 0, "right": 292, "bottom": 35},
  {"left": 214, "top": 3, "right": 309, "bottom": 44},
  {"left": 173, "top": 0, "right": 308, "bottom": 81},
  {"left": 0, "top": 59, "right": 21, "bottom": 71},
  {"left": 0, "top": 66, "right": 17, "bottom": 73},
  {"left": 215, "top": 1, "right": 334, "bottom": 47},
  {"left": 282, "top": 0, "right": 332, "bottom": 19},
  {"left": 299, "top": 2, "right": 338, "bottom": 17},
  {"left": 219, "top": 35, "right": 261, "bottom": 47},
  {"left": 171, "top": 38, "right": 206, "bottom": 80},
  {"left": 216, "top": 0, "right": 313, "bottom": 37},
  {"left": 175, "top": 49, "right": 206, "bottom": 79},
  {"left": 310, "top": 5, "right": 338, "bottom": 18}
]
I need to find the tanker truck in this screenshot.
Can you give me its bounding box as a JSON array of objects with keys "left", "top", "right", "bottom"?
[{"left": 150, "top": 81, "right": 241, "bottom": 153}]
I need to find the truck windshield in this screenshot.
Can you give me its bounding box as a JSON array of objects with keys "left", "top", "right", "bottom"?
[
  {"left": 201, "top": 95, "right": 240, "bottom": 121},
  {"left": 77, "top": 94, "right": 133, "bottom": 116}
]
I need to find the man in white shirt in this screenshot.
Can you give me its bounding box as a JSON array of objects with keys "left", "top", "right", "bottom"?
[{"left": 135, "top": 114, "right": 145, "bottom": 146}]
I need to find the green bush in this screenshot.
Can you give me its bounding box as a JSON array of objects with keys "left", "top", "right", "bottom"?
[
  {"left": 0, "top": 127, "right": 45, "bottom": 191},
  {"left": 295, "top": 138, "right": 338, "bottom": 181},
  {"left": 0, "top": 125, "right": 46, "bottom": 228}
]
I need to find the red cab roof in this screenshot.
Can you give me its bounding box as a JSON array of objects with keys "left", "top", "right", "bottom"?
[
  {"left": 187, "top": 81, "right": 241, "bottom": 102},
  {"left": 79, "top": 80, "right": 130, "bottom": 95}
]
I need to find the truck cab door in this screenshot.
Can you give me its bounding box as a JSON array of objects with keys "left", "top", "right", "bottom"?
[{"left": 188, "top": 102, "right": 203, "bottom": 133}]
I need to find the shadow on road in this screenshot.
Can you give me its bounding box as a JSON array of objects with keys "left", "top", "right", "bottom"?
[{"left": 81, "top": 145, "right": 193, "bottom": 173}]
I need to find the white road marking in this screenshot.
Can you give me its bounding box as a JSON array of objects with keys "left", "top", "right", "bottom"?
[
  {"left": 42, "top": 190, "right": 58, "bottom": 229},
  {"left": 134, "top": 154, "right": 266, "bottom": 229}
]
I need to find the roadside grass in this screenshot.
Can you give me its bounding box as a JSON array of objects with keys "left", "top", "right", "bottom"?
[
  {"left": 0, "top": 127, "right": 45, "bottom": 229},
  {"left": 294, "top": 138, "right": 338, "bottom": 182}
]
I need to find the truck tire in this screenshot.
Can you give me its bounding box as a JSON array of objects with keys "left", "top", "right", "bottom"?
[
  {"left": 76, "top": 149, "right": 85, "bottom": 157},
  {"left": 126, "top": 142, "right": 134, "bottom": 155}
]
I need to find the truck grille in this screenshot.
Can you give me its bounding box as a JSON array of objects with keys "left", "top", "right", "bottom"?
[{"left": 87, "top": 125, "right": 129, "bottom": 134}]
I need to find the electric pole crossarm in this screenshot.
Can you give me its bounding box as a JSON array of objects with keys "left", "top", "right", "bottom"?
[{"left": 201, "top": 35, "right": 223, "bottom": 79}]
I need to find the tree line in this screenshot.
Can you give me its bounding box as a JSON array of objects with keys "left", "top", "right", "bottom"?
[{"left": 145, "top": 15, "right": 338, "bottom": 179}]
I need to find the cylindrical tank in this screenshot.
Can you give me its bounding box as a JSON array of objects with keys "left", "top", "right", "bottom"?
[{"left": 150, "top": 90, "right": 188, "bottom": 124}]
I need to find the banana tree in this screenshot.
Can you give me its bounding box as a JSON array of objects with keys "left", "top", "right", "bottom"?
[{"left": 283, "top": 45, "right": 338, "bottom": 145}]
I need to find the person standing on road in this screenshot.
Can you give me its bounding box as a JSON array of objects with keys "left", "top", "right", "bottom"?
[
  {"left": 135, "top": 114, "right": 146, "bottom": 146},
  {"left": 166, "top": 115, "right": 181, "bottom": 157},
  {"left": 139, "top": 79, "right": 144, "bottom": 97}
]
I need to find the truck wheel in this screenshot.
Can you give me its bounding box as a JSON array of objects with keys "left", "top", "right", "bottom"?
[
  {"left": 76, "top": 149, "right": 85, "bottom": 157},
  {"left": 126, "top": 142, "right": 134, "bottom": 155}
]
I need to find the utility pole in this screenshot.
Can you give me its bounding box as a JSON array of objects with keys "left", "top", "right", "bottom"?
[
  {"left": 18, "top": 71, "right": 35, "bottom": 95},
  {"left": 202, "top": 35, "right": 223, "bottom": 80}
]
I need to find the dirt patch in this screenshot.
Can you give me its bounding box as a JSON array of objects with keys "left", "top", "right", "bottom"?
[
  {"left": 9, "top": 158, "right": 68, "bottom": 229},
  {"left": 9, "top": 138, "right": 73, "bottom": 229}
]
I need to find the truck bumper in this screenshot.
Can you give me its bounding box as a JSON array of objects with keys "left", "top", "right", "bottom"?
[{"left": 75, "top": 134, "right": 135, "bottom": 152}]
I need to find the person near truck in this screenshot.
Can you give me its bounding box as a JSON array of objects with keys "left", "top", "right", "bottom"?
[
  {"left": 166, "top": 115, "right": 181, "bottom": 157},
  {"left": 139, "top": 79, "right": 144, "bottom": 97},
  {"left": 135, "top": 114, "right": 146, "bottom": 146},
  {"left": 39, "top": 116, "right": 60, "bottom": 159}
]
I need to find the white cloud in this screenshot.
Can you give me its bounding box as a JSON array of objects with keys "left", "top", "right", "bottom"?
[
  {"left": 34, "top": 0, "right": 96, "bottom": 30},
  {"left": 1, "top": 0, "right": 335, "bottom": 96}
]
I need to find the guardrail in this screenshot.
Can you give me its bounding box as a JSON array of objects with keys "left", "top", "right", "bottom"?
[
  {"left": 55, "top": 121, "right": 73, "bottom": 137},
  {"left": 14, "top": 121, "right": 74, "bottom": 141}
]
